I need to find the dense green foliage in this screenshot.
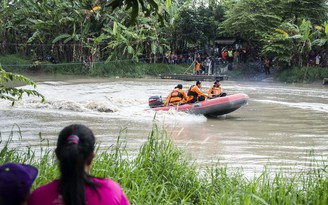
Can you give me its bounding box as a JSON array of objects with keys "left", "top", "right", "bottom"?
[
  {"left": 1, "top": 0, "right": 328, "bottom": 68},
  {"left": 220, "top": 0, "right": 328, "bottom": 68},
  {"left": 1, "top": 0, "right": 328, "bottom": 84},
  {"left": 0, "top": 0, "right": 171, "bottom": 62},
  {"left": 2, "top": 125, "right": 328, "bottom": 204},
  {"left": 261, "top": 20, "right": 328, "bottom": 68},
  {"left": 220, "top": 0, "right": 328, "bottom": 42}
]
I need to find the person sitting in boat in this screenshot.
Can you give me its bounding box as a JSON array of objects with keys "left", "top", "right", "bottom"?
[
  {"left": 208, "top": 80, "right": 227, "bottom": 98},
  {"left": 187, "top": 81, "right": 208, "bottom": 103},
  {"left": 164, "top": 84, "right": 189, "bottom": 106}
]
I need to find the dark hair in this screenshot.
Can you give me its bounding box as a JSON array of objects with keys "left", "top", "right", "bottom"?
[
  {"left": 196, "top": 81, "right": 201, "bottom": 85},
  {"left": 175, "top": 84, "right": 183, "bottom": 89},
  {"left": 55, "top": 124, "right": 97, "bottom": 205}
]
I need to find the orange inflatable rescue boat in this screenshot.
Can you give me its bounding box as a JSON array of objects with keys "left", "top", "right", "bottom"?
[{"left": 148, "top": 93, "right": 249, "bottom": 117}]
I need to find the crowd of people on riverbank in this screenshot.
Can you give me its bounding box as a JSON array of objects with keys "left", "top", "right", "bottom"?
[
  {"left": 159, "top": 45, "right": 273, "bottom": 76},
  {"left": 307, "top": 50, "right": 328, "bottom": 67},
  {"left": 161, "top": 45, "right": 328, "bottom": 76},
  {"left": 161, "top": 45, "right": 251, "bottom": 65}
]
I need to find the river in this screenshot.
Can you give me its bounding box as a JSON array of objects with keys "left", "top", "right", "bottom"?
[{"left": 1, "top": 74, "right": 328, "bottom": 177}]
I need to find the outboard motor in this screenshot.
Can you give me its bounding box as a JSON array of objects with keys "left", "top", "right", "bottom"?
[{"left": 148, "top": 96, "right": 164, "bottom": 108}]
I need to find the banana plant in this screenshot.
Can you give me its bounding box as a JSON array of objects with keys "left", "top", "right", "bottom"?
[
  {"left": 312, "top": 22, "right": 328, "bottom": 47},
  {"left": 102, "top": 9, "right": 169, "bottom": 62},
  {"left": 105, "top": 0, "right": 168, "bottom": 25},
  {"left": 262, "top": 19, "right": 319, "bottom": 67},
  {"left": 103, "top": 17, "right": 144, "bottom": 61}
]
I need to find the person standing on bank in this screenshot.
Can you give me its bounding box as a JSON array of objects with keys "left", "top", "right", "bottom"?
[
  {"left": 204, "top": 57, "right": 212, "bottom": 75},
  {"left": 195, "top": 60, "right": 201, "bottom": 75},
  {"left": 28, "top": 124, "right": 130, "bottom": 205},
  {"left": 264, "top": 57, "right": 271, "bottom": 75},
  {"left": 164, "top": 84, "right": 189, "bottom": 106},
  {"left": 208, "top": 80, "right": 227, "bottom": 98},
  {"left": 187, "top": 81, "right": 208, "bottom": 103}
]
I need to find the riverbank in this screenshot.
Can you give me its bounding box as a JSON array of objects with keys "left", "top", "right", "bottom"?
[
  {"left": 227, "top": 63, "right": 328, "bottom": 84},
  {"left": 1, "top": 125, "right": 328, "bottom": 204},
  {"left": 1, "top": 54, "right": 328, "bottom": 84}
]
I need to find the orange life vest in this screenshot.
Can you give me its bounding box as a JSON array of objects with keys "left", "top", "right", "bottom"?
[
  {"left": 211, "top": 86, "right": 222, "bottom": 96},
  {"left": 195, "top": 62, "right": 201, "bottom": 71},
  {"left": 187, "top": 85, "right": 197, "bottom": 99},
  {"left": 168, "top": 89, "right": 183, "bottom": 104}
]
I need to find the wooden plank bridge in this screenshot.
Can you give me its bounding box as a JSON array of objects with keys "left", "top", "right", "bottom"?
[{"left": 160, "top": 74, "right": 229, "bottom": 82}]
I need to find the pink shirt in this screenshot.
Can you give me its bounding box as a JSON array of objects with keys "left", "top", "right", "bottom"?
[{"left": 28, "top": 178, "right": 130, "bottom": 205}]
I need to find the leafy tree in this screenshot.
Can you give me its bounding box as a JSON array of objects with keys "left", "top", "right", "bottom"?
[
  {"left": 0, "top": 66, "right": 45, "bottom": 105},
  {"left": 220, "top": 0, "right": 281, "bottom": 43},
  {"left": 279, "top": 0, "right": 328, "bottom": 24},
  {"left": 262, "top": 20, "right": 319, "bottom": 67},
  {"left": 197, "top": 4, "right": 224, "bottom": 46},
  {"left": 262, "top": 24, "right": 300, "bottom": 68},
  {"left": 0, "top": 0, "right": 173, "bottom": 65},
  {"left": 106, "top": 0, "right": 168, "bottom": 25},
  {"left": 312, "top": 22, "right": 328, "bottom": 47},
  {"left": 98, "top": 7, "right": 169, "bottom": 62},
  {"left": 167, "top": 2, "right": 224, "bottom": 52},
  {"left": 220, "top": 0, "right": 328, "bottom": 43},
  {"left": 172, "top": 9, "right": 203, "bottom": 48},
  {"left": 2, "top": 0, "right": 328, "bottom": 69}
]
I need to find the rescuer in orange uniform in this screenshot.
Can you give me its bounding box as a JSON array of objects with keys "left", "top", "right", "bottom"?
[
  {"left": 208, "top": 80, "right": 227, "bottom": 98},
  {"left": 186, "top": 81, "right": 208, "bottom": 103},
  {"left": 195, "top": 60, "right": 201, "bottom": 75},
  {"left": 164, "top": 84, "right": 189, "bottom": 106}
]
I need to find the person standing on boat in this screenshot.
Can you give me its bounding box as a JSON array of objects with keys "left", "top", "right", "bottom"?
[
  {"left": 187, "top": 81, "right": 208, "bottom": 103},
  {"left": 208, "top": 80, "right": 227, "bottom": 98},
  {"left": 164, "top": 84, "right": 189, "bottom": 106}
]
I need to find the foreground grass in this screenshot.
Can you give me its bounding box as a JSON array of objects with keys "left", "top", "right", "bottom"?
[{"left": 1, "top": 125, "right": 328, "bottom": 204}]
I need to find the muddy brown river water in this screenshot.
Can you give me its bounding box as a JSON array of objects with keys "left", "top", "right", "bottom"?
[{"left": 1, "top": 75, "right": 327, "bottom": 177}]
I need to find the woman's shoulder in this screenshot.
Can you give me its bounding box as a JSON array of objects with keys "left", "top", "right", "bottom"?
[
  {"left": 92, "top": 177, "right": 122, "bottom": 189},
  {"left": 88, "top": 178, "right": 130, "bottom": 204},
  {"left": 28, "top": 180, "right": 60, "bottom": 205},
  {"left": 31, "top": 179, "right": 59, "bottom": 194},
  {"left": 92, "top": 177, "right": 127, "bottom": 196}
]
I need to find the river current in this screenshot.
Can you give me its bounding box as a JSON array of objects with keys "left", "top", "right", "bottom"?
[{"left": 1, "top": 75, "right": 328, "bottom": 177}]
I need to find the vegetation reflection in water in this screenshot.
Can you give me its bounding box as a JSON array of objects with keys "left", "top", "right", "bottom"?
[{"left": 1, "top": 124, "right": 328, "bottom": 205}]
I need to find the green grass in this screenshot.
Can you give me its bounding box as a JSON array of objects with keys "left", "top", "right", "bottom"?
[
  {"left": 0, "top": 55, "right": 191, "bottom": 78},
  {"left": 275, "top": 66, "right": 328, "bottom": 83},
  {"left": 0, "top": 54, "right": 31, "bottom": 66},
  {"left": 1, "top": 124, "right": 328, "bottom": 204}
]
